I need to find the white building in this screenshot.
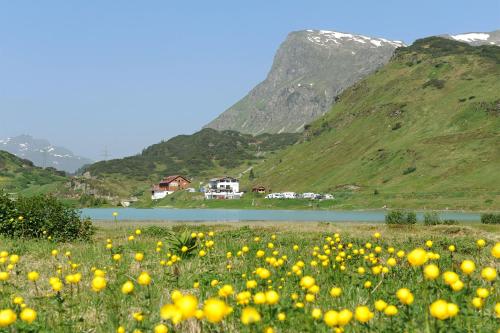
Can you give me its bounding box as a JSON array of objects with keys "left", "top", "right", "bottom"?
[{"left": 204, "top": 177, "right": 243, "bottom": 199}]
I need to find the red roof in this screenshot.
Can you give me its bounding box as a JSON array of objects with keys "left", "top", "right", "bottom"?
[{"left": 160, "top": 175, "right": 190, "bottom": 184}]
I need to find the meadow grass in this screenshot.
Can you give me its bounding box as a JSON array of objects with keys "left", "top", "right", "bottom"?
[{"left": 0, "top": 221, "right": 498, "bottom": 332}]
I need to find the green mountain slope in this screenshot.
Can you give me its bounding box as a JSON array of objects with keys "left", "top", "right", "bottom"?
[
  {"left": 83, "top": 129, "right": 300, "bottom": 197},
  {"left": 0, "top": 150, "right": 68, "bottom": 195},
  {"left": 248, "top": 37, "right": 500, "bottom": 210}
]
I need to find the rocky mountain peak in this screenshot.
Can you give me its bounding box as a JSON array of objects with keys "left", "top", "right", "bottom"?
[{"left": 205, "top": 29, "right": 404, "bottom": 134}]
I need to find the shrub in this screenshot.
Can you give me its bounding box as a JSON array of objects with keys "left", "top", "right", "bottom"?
[
  {"left": 385, "top": 210, "right": 417, "bottom": 225},
  {"left": 481, "top": 213, "right": 500, "bottom": 224},
  {"left": 391, "top": 122, "right": 402, "bottom": 130},
  {"left": 424, "top": 212, "right": 441, "bottom": 225},
  {"left": 403, "top": 166, "right": 417, "bottom": 175},
  {"left": 0, "top": 192, "right": 94, "bottom": 241},
  {"left": 443, "top": 219, "right": 459, "bottom": 225},
  {"left": 422, "top": 79, "right": 445, "bottom": 89}
]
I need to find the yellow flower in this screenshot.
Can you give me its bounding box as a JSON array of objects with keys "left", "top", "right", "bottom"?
[
  {"left": 448, "top": 245, "right": 456, "bottom": 252},
  {"left": 27, "top": 271, "right": 39, "bottom": 282},
  {"left": 203, "top": 298, "right": 232, "bottom": 323},
  {"left": 20, "top": 308, "right": 37, "bottom": 324},
  {"left": 375, "top": 299, "right": 388, "bottom": 311},
  {"left": 94, "top": 269, "right": 106, "bottom": 277},
  {"left": 337, "top": 309, "right": 353, "bottom": 326},
  {"left": 300, "top": 276, "right": 315, "bottom": 289},
  {"left": 241, "top": 307, "right": 261, "bottom": 325},
  {"left": 472, "top": 297, "right": 483, "bottom": 309},
  {"left": 447, "top": 303, "right": 459, "bottom": 318},
  {"left": 246, "top": 280, "right": 257, "bottom": 289},
  {"left": 450, "top": 280, "right": 464, "bottom": 292},
  {"left": 134, "top": 252, "right": 144, "bottom": 262},
  {"left": 311, "top": 308, "right": 322, "bottom": 320},
  {"left": 330, "top": 287, "right": 342, "bottom": 297},
  {"left": 491, "top": 242, "right": 500, "bottom": 258},
  {"left": 0, "top": 272, "right": 10, "bottom": 281},
  {"left": 476, "top": 239, "right": 486, "bottom": 247},
  {"left": 175, "top": 294, "right": 198, "bottom": 319},
  {"left": 160, "top": 304, "right": 182, "bottom": 324},
  {"left": 133, "top": 311, "right": 144, "bottom": 322},
  {"left": 396, "top": 288, "right": 414, "bottom": 305},
  {"left": 265, "top": 290, "right": 280, "bottom": 305},
  {"left": 323, "top": 310, "right": 339, "bottom": 327},
  {"left": 9, "top": 255, "right": 19, "bottom": 264},
  {"left": 218, "top": 284, "right": 234, "bottom": 297},
  {"left": 429, "top": 300, "right": 450, "bottom": 320},
  {"left": 117, "top": 326, "right": 125, "bottom": 333},
  {"left": 423, "top": 264, "right": 440, "bottom": 280},
  {"left": 481, "top": 267, "right": 497, "bottom": 281},
  {"left": 13, "top": 296, "right": 24, "bottom": 305},
  {"left": 407, "top": 248, "right": 428, "bottom": 266},
  {"left": 257, "top": 268, "right": 271, "bottom": 279},
  {"left": 253, "top": 292, "right": 267, "bottom": 304},
  {"left": 154, "top": 324, "right": 169, "bottom": 333},
  {"left": 384, "top": 305, "right": 398, "bottom": 316},
  {"left": 91, "top": 276, "right": 107, "bottom": 292},
  {"left": 387, "top": 258, "right": 397, "bottom": 267},
  {"left": 0, "top": 309, "right": 17, "bottom": 327},
  {"left": 210, "top": 279, "right": 219, "bottom": 287},
  {"left": 121, "top": 281, "right": 134, "bottom": 294},
  {"left": 425, "top": 240, "right": 433, "bottom": 248},
  {"left": 442, "top": 271, "right": 459, "bottom": 285},
  {"left": 476, "top": 288, "right": 489, "bottom": 299},
  {"left": 137, "top": 272, "right": 152, "bottom": 286},
  {"left": 277, "top": 312, "right": 286, "bottom": 321},
  {"left": 354, "top": 306, "right": 374, "bottom": 323},
  {"left": 135, "top": 229, "right": 141, "bottom": 235},
  {"left": 460, "top": 260, "right": 476, "bottom": 275},
  {"left": 495, "top": 303, "right": 500, "bottom": 318}
]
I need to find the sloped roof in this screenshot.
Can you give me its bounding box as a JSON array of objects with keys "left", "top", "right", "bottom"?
[{"left": 160, "top": 175, "right": 190, "bottom": 184}]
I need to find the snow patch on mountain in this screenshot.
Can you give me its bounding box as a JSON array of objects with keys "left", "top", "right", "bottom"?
[
  {"left": 0, "top": 135, "right": 93, "bottom": 173},
  {"left": 450, "top": 33, "right": 490, "bottom": 42},
  {"left": 305, "top": 29, "right": 406, "bottom": 48}
]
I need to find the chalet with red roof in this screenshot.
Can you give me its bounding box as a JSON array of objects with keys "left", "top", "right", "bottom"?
[{"left": 151, "top": 175, "right": 191, "bottom": 200}]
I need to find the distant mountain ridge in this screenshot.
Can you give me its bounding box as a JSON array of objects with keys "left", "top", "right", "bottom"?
[
  {"left": 0, "top": 135, "right": 93, "bottom": 173},
  {"left": 442, "top": 30, "right": 500, "bottom": 46},
  {"left": 205, "top": 29, "right": 406, "bottom": 134}
]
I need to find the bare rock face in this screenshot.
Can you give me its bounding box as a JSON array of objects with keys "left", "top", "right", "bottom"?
[{"left": 205, "top": 30, "right": 405, "bottom": 134}]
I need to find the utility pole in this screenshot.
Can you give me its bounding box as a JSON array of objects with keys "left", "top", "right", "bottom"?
[
  {"left": 42, "top": 149, "right": 48, "bottom": 168},
  {"left": 102, "top": 146, "right": 111, "bottom": 161}
]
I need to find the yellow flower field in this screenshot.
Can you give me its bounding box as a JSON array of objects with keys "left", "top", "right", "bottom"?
[{"left": 0, "top": 222, "right": 498, "bottom": 332}]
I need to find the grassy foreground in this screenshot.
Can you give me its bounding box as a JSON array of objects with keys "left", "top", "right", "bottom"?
[{"left": 0, "top": 221, "right": 499, "bottom": 332}]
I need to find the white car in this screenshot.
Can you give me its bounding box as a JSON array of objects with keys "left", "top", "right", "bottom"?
[
  {"left": 301, "top": 192, "right": 317, "bottom": 199},
  {"left": 282, "top": 192, "right": 298, "bottom": 199},
  {"left": 266, "top": 193, "right": 284, "bottom": 199}
]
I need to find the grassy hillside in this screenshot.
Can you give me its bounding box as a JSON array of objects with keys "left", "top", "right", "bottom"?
[
  {"left": 247, "top": 37, "right": 500, "bottom": 210},
  {"left": 83, "top": 129, "right": 300, "bottom": 197},
  {"left": 0, "top": 150, "right": 68, "bottom": 195}
]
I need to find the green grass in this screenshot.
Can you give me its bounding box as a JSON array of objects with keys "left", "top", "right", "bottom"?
[
  {"left": 0, "top": 151, "right": 68, "bottom": 196},
  {"left": 246, "top": 38, "right": 500, "bottom": 211},
  {"left": 0, "top": 221, "right": 498, "bottom": 332}
]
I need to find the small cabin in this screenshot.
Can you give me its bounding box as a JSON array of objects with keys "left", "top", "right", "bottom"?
[{"left": 251, "top": 186, "right": 266, "bottom": 194}]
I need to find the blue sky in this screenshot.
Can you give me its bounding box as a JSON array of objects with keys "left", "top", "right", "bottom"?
[{"left": 1, "top": 1, "right": 498, "bottom": 160}]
